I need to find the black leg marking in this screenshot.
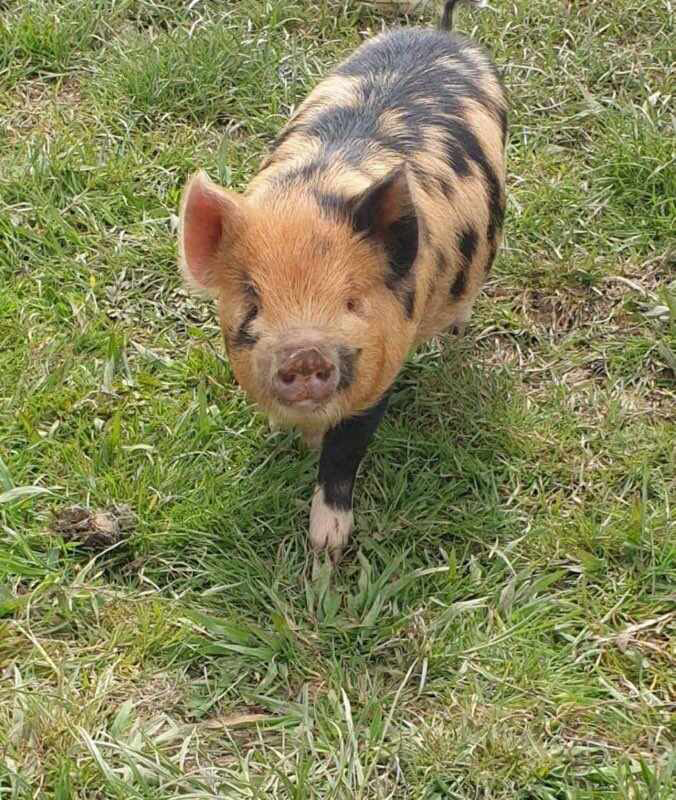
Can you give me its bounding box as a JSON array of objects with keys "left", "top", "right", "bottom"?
[
  {"left": 320, "top": 394, "right": 389, "bottom": 511},
  {"left": 310, "top": 394, "right": 389, "bottom": 556}
]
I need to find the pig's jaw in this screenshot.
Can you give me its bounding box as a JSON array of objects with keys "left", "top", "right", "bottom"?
[{"left": 266, "top": 395, "right": 344, "bottom": 436}]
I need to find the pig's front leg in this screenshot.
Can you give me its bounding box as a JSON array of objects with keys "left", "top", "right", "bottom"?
[{"left": 309, "top": 394, "right": 389, "bottom": 560}]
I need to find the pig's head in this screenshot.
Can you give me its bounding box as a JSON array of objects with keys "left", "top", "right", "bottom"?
[{"left": 178, "top": 168, "right": 418, "bottom": 431}]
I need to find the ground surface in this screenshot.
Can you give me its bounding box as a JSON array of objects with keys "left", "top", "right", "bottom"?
[{"left": 0, "top": 1, "right": 674, "bottom": 797}]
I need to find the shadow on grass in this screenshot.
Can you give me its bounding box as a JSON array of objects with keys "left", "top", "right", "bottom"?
[{"left": 112, "top": 336, "right": 531, "bottom": 606}]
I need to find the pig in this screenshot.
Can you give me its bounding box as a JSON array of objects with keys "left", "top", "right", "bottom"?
[{"left": 177, "top": 0, "right": 507, "bottom": 559}]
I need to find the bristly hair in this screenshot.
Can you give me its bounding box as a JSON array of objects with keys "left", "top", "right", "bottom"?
[{"left": 440, "top": 0, "right": 487, "bottom": 31}]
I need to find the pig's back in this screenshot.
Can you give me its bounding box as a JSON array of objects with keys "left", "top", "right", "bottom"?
[{"left": 250, "top": 27, "right": 508, "bottom": 341}]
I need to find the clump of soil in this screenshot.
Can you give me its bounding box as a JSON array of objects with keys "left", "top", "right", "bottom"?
[{"left": 51, "top": 505, "right": 135, "bottom": 551}]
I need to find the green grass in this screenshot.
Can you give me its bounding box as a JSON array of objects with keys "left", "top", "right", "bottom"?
[{"left": 1, "top": 0, "right": 674, "bottom": 797}]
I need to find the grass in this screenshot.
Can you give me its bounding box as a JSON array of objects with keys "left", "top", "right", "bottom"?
[{"left": 0, "top": 0, "right": 674, "bottom": 797}]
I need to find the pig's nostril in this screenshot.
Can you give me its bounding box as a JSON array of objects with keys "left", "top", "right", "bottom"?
[{"left": 274, "top": 348, "right": 337, "bottom": 404}]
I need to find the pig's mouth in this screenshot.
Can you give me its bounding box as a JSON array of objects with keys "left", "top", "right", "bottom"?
[
  {"left": 297, "top": 401, "right": 320, "bottom": 411},
  {"left": 277, "top": 396, "right": 325, "bottom": 411}
]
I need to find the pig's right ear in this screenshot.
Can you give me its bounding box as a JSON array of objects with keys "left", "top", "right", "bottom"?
[{"left": 178, "top": 170, "right": 244, "bottom": 294}]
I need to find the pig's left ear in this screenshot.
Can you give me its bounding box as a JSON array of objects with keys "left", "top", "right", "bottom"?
[
  {"left": 178, "top": 170, "right": 245, "bottom": 294},
  {"left": 351, "top": 165, "right": 419, "bottom": 279}
]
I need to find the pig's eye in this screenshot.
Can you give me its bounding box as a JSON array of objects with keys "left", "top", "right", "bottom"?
[{"left": 346, "top": 298, "right": 358, "bottom": 313}]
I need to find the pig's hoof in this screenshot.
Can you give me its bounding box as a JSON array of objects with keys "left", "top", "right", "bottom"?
[{"left": 309, "top": 487, "right": 352, "bottom": 560}]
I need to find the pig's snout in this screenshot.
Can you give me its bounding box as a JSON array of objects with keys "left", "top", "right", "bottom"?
[{"left": 273, "top": 346, "right": 338, "bottom": 406}]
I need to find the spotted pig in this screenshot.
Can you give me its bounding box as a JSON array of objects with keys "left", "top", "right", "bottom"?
[{"left": 178, "top": 0, "right": 507, "bottom": 559}]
